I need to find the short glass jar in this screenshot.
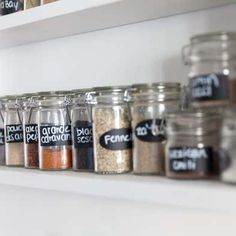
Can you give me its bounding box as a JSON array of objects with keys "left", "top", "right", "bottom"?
[
  {"left": 5, "top": 95, "right": 24, "bottom": 167},
  {"left": 220, "top": 108, "right": 236, "bottom": 184},
  {"left": 183, "top": 32, "right": 236, "bottom": 107},
  {"left": 0, "top": 96, "right": 8, "bottom": 165},
  {"left": 71, "top": 89, "right": 94, "bottom": 172},
  {"left": 126, "top": 83, "right": 181, "bottom": 175},
  {"left": 38, "top": 91, "right": 73, "bottom": 170},
  {"left": 90, "top": 86, "right": 132, "bottom": 174},
  {"left": 22, "top": 93, "right": 40, "bottom": 169},
  {"left": 166, "top": 110, "right": 221, "bottom": 179}
]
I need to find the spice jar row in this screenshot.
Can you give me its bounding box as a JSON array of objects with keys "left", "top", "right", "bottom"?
[{"left": 0, "top": 0, "right": 59, "bottom": 15}]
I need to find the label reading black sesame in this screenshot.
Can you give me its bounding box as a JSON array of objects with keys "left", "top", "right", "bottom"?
[
  {"left": 190, "top": 73, "right": 229, "bottom": 101},
  {"left": 73, "top": 121, "right": 93, "bottom": 149},
  {"left": 25, "top": 124, "right": 38, "bottom": 144},
  {"left": 135, "top": 119, "right": 166, "bottom": 142},
  {"left": 100, "top": 128, "right": 132, "bottom": 150},
  {"left": 40, "top": 125, "right": 72, "bottom": 147},
  {"left": 6, "top": 124, "right": 23, "bottom": 143},
  {"left": 169, "top": 147, "right": 213, "bottom": 173}
]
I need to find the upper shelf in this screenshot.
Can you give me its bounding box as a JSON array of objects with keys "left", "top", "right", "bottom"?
[
  {"left": 0, "top": 166, "right": 235, "bottom": 213},
  {"left": 0, "top": 0, "right": 235, "bottom": 49}
]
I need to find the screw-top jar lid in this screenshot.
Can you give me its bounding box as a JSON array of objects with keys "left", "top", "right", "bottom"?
[
  {"left": 126, "top": 82, "right": 181, "bottom": 102},
  {"left": 166, "top": 109, "right": 222, "bottom": 136}
]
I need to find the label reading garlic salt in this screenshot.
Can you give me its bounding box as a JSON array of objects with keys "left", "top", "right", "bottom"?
[
  {"left": 169, "top": 147, "right": 213, "bottom": 172},
  {"left": 190, "top": 73, "right": 229, "bottom": 102},
  {"left": 73, "top": 121, "right": 93, "bottom": 148},
  {"left": 40, "top": 125, "right": 72, "bottom": 146},
  {"left": 0, "top": 129, "right": 5, "bottom": 145},
  {"left": 99, "top": 128, "right": 132, "bottom": 150},
  {"left": 25, "top": 124, "right": 38, "bottom": 144},
  {"left": 135, "top": 119, "right": 166, "bottom": 142},
  {"left": 6, "top": 124, "right": 23, "bottom": 143}
]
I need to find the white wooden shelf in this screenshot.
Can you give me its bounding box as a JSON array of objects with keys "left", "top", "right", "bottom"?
[
  {"left": 0, "top": 0, "right": 235, "bottom": 49},
  {"left": 0, "top": 166, "right": 235, "bottom": 213}
]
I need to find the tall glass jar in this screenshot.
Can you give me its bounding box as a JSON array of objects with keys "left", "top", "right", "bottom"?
[
  {"left": 5, "top": 95, "right": 24, "bottom": 167},
  {"left": 91, "top": 86, "right": 132, "bottom": 174},
  {"left": 22, "top": 93, "right": 40, "bottom": 169},
  {"left": 220, "top": 108, "right": 236, "bottom": 184},
  {"left": 71, "top": 89, "right": 94, "bottom": 172},
  {"left": 0, "top": 96, "right": 8, "bottom": 165},
  {"left": 166, "top": 110, "right": 222, "bottom": 179},
  {"left": 126, "top": 83, "right": 181, "bottom": 175},
  {"left": 183, "top": 32, "right": 236, "bottom": 107},
  {"left": 38, "top": 92, "right": 72, "bottom": 170}
]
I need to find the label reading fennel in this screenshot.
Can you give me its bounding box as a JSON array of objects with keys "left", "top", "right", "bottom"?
[
  {"left": 6, "top": 124, "right": 23, "bottom": 143},
  {"left": 190, "top": 73, "right": 229, "bottom": 101},
  {"left": 100, "top": 128, "right": 132, "bottom": 150},
  {"left": 40, "top": 125, "right": 72, "bottom": 147},
  {"left": 135, "top": 119, "right": 166, "bottom": 142},
  {"left": 73, "top": 121, "right": 93, "bottom": 148},
  {"left": 169, "top": 147, "right": 213, "bottom": 173},
  {"left": 25, "top": 124, "right": 38, "bottom": 144},
  {"left": 0, "top": 129, "right": 5, "bottom": 145}
]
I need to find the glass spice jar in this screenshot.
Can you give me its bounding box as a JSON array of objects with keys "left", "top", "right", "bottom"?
[
  {"left": 166, "top": 110, "right": 222, "bottom": 179},
  {"left": 5, "top": 95, "right": 24, "bottom": 167},
  {"left": 0, "top": 96, "right": 8, "bottom": 165},
  {"left": 38, "top": 91, "right": 73, "bottom": 171},
  {"left": 71, "top": 89, "right": 94, "bottom": 172},
  {"left": 183, "top": 32, "right": 236, "bottom": 108},
  {"left": 90, "top": 86, "right": 132, "bottom": 174},
  {"left": 126, "top": 83, "right": 181, "bottom": 175},
  {"left": 22, "top": 93, "right": 40, "bottom": 169},
  {"left": 220, "top": 108, "right": 236, "bottom": 184}
]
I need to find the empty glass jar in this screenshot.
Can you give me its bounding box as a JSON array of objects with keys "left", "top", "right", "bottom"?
[
  {"left": 166, "top": 110, "right": 222, "bottom": 179},
  {"left": 5, "top": 95, "right": 24, "bottom": 167},
  {"left": 183, "top": 32, "right": 236, "bottom": 107},
  {"left": 38, "top": 91, "right": 72, "bottom": 170},
  {"left": 126, "top": 83, "right": 181, "bottom": 175}
]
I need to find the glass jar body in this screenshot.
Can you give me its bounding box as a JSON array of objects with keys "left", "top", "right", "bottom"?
[
  {"left": 5, "top": 108, "right": 24, "bottom": 166},
  {"left": 166, "top": 133, "right": 220, "bottom": 179},
  {"left": 23, "top": 107, "right": 39, "bottom": 169},
  {"left": 71, "top": 105, "right": 94, "bottom": 171},
  {"left": 38, "top": 106, "right": 72, "bottom": 170},
  {"left": 93, "top": 103, "right": 132, "bottom": 174},
  {"left": 130, "top": 99, "right": 180, "bottom": 175}
]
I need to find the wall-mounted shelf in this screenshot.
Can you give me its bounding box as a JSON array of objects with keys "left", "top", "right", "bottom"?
[
  {"left": 0, "top": 0, "right": 234, "bottom": 49},
  {"left": 0, "top": 166, "right": 235, "bottom": 213}
]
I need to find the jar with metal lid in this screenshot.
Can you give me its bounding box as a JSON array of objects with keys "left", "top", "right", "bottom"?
[
  {"left": 166, "top": 110, "right": 221, "bottom": 179},
  {"left": 0, "top": 96, "right": 8, "bottom": 165},
  {"left": 183, "top": 32, "right": 236, "bottom": 107},
  {"left": 71, "top": 89, "right": 94, "bottom": 172},
  {"left": 38, "top": 91, "right": 73, "bottom": 170},
  {"left": 220, "top": 108, "right": 236, "bottom": 184},
  {"left": 126, "top": 83, "right": 181, "bottom": 175},
  {"left": 90, "top": 86, "right": 132, "bottom": 174},
  {"left": 5, "top": 95, "right": 24, "bottom": 167},
  {"left": 22, "top": 93, "right": 40, "bottom": 169}
]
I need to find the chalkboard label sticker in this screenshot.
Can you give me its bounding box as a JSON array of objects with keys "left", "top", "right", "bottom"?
[
  {"left": 6, "top": 124, "right": 24, "bottom": 143},
  {"left": 0, "top": 129, "right": 5, "bottom": 145},
  {"left": 100, "top": 128, "right": 132, "bottom": 150},
  {"left": 25, "top": 124, "right": 38, "bottom": 144}
]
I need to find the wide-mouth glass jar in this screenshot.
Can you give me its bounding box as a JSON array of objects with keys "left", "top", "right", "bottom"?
[
  {"left": 183, "top": 32, "right": 236, "bottom": 107},
  {"left": 90, "top": 86, "right": 132, "bottom": 174},
  {"left": 166, "top": 109, "right": 222, "bottom": 179},
  {"left": 5, "top": 95, "right": 24, "bottom": 167},
  {"left": 71, "top": 89, "right": 94, "bottom": 172},
  {"left": 220, "top": 107, "right": 236, "bottom": 184},
  {"left": 38, "top": 91, "right": 73, "bottom": 170},
  {"left": 22, "top": 93, "right": 40, "bottom": 169},
  {"left": 126, "top": 83, "right": 181, "bottom": 175}
]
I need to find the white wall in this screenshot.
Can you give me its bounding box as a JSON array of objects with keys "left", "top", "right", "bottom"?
[{"left": 0, "top": 4, "right": 235, "bottom": 95}]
